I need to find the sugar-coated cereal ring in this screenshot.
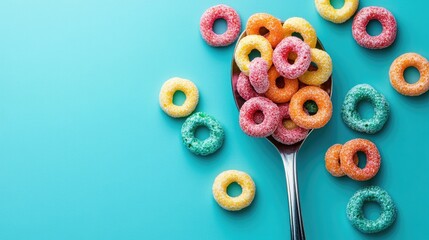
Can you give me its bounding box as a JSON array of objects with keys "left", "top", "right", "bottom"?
[
  {"left": 315, "top": 0, "right": 359, "bottom": 24},
  {"left": 235, "top": 35, "right": 273, "bottom": 75},
  {"left": 246, "top": 13, "right": 284, "bottom": 47},
  {"left": 213, "top": 170, "right": 256, "bottom": 211},
  {"left": 239, "top": 97, "right": 280, "bottom": 137},
  {"left": 181, "top": 112, "right": 224, "bottom": 156},
  {"left": 249, "top": 58, "right": 269, "bottom": 93},
  {"left": 200, "top": 4, "right": 241, "bottom": 47},
  {"left": 159, "top": 77, "right": 199, "bottom": 118},
  {"left": 347, "top": 186, "right": 397, "bottom": 233},
  {"left": 352, "top": 7, "right": 397, "bottom": 49},
  {"left": 273, "top": 36, "right": 311, "bottom": 79},
  {"left": 325, "top": 144, "right": 358, "bottom": 177},
  {"left": 283, "top": 17, "right": 317, "bottom": 48},
  {"left": 340, "top": 138, "right": 380, "bottom": 181},
  {"left": 265, "top": 66, "right": 299, "bottom": 103},
  {"left": 341, "top": 84, "right": 389, "bottom": 134},
  {"left": 299, "top": 48, "right": 332, "bottom": 86},
  {"left": 289, "top": 86, "right": 332, "bottom": 129},
  {"left": 389, "top": 53, "right": 429, "bottom": 96},
  {"left": 236, "top": 72, "right": 260, "bottom": 100},
  {"left": 272, "top": 103, "right": 309, "bottom": 145}
]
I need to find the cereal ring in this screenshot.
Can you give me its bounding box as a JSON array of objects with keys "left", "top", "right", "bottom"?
[
  {"left": 298, "top": 48, "right": 332, "bottom": 86},
  {"left": 249, "top": 58, "right": 269, "bottom": 93},
  {"left": 159, "top": 77, "right": 199, "bottom": 118},
  {"left": 273, "top": 36, "right": 311, "bottom": 79},
  {"left": 239, "top": 97, "right": 280, "bottom": 137},
  {"left": 347, "top": 186, "right": 396, "bottom": 233},
  {"left": 265, "top": 66, "right": 299, "bottom": 103},
  {"left": 389, "top": 53, "right": 429, "bottom": 96},
  {"left": 213, "top": 170, "right": 256, "bottom": 211},
  {"left": 234, "top": 35, "right": 273, "bottom": 75},
  {"left": 352, "top": 7, "right": 397, "bottom": 49},
  {"left": 236, "top": 72, "right": 260, "bottom": 100},
  {"left": 283, "top": 17, "right": 317, "bottom": 48},
  {"left": 200, "top": 5, "right": 241, "bottom": 47},
  {"left": 340, "top": 138, "right": 380, "bottom": 181},
  {"left": 341, "top": 84, "right": 389, "bottom": 134},
  {"left": 272, "top": 103, "right": 309, "bottom": 145},
  {"left": 245, "top": 13, "right": 284, "bottom": 47},
  {"left": 181, "top": 112, "right": 224, "bottom": 156},
  {"left": 314, "top": 0, "right": 359, "bottom": 24},
  {"left": 289, "top": 86, "right": 332, "bottom": 129},
  {"left": 325, "top": 144, "right": 358, "bottom": 177}
]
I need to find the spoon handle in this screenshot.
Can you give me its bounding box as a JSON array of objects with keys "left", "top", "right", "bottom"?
[{"left": 281, "top": 152, "right": 306, "bottom": 240}]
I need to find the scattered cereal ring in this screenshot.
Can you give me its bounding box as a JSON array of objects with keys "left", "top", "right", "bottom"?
[
  {"left": 289, "top": 86, "right": 332, "bottom": 129},
  {"left": 283, "top": 17, "right": 317, "bottom": 48},
  {"left": 249, "top": 58, "right": 269, "bottom": 93},
  {"left": 299, "top": 48, "right": 332, "bottom": 86},
  {"left": 341, "top": 84, "right": 389, "bottom": 134},
  {"left": 315, "top": 0, "right": 359, "bottom": 24},
  {"left": 340, "top": 138, "right": 380, "bottom": 181},
  {"left": 235, "top": 35, "right": 273, "bottom": 75},
  {"left": 213, "top": 170, "right": 256, "bottom": 211},
  {"left": 236, "top": 72, "right": 260, "bottom": 100},
  {"left": 352, "top": 7, "right": 397, "bottom": 49},
  {"left": 272, "top": 103, "right": 309, "bottom": 145},
  {"left": 265, "top": 66, "right": 299, "bottom": 103},
  {"left": 159, "top": 77, "right": 199, "bottom": 118},
  {"left": 246, "top": 13, "right": 284, "bottom": 47},
  {"left": 347, "top": 186, "right": 397, "bottom": 233},
  {"left": 239, "top": 97, "right": 280, "bottom": 137},
  {"left": 181, "top": 112, "right": 224, "bottom": 156},
  {"left": 200, "top": 4, "right": 241, "bottom": 47},
  {"left": 389, "top": 53, "right": 429, "bottom": 96},
  {"left": 273, "top": 36, "right": 311, "bottom": 79},
  {"left": 325, "top": 144, "right": 358, "bottom": 177}
]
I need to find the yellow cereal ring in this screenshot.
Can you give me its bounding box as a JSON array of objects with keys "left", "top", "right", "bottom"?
[
  {"left": 234, "top": 35, "right": 273, "bottom": 75},
  {"left": 299, "top": 48, "right": 332, "bottom": 86},
  {"left": 159, "top": 77, "right": 199, "bottom": 118},
  {"left": 315, "top": 0, "right": 359, "bottom": 24},
  {"left": 283, "top": 17, "right": 317, "bottom": 48},
  {"left": 212, "top": 170, "right": 256, "bottom": 211}
]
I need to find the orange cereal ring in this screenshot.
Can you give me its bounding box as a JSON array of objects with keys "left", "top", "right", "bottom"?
[
  {"left": 389, "top": 53, "right": 429, "bottom": 96},
  {"left": 265, "top": 66, "right": 299, "bottom": 103},
  {"left": 289, "top": 86, "right": 332, "bottom": 129},
  {"left": 245, "top": 13, "right": 284, "bottom": 48},
  {"left": 325, "top": 144, "right": 358, "bottom": 177},
  {"left": 340, "top": 138, "right": 381, "bottom": 181}
]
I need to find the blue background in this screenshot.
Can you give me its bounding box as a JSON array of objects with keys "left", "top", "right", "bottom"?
[{"left": 0, "top": 0, "right": 428, "bottom": 239}]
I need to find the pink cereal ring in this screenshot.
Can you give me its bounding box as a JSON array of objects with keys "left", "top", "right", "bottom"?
[
  {"left": 200, "top": 5, "right": 241, "bottom": 47},
  {"left": 272, "top": 103, "right": 309, "bottom": 145},
  {"left": 236, "top": 72, "right": 260, "bottom": 100},
  {"left": 249, "top": 58, "right": 269, "bottom": 93},
  {"left": 352, "top": 7, "right": 397, "bottom": 49},
  {"left": 273, "top": 36, "right": 311, "bottom": 79},
  {"left": 239, "top": 97, "right": 280, "bottom": 137}
]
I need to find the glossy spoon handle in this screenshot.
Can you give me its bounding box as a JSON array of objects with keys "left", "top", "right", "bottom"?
[{"left": 281, "top": 152, "right": 306, "bottom": 240}]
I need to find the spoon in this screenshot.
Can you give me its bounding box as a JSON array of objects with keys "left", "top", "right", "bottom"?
[{"left": 231, "top": 31, "right": 332, "bottom": 240}]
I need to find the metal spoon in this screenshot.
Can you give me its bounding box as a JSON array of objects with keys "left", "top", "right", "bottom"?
[{"left": 231, "top": 31, "right": 332, "bottom": 240}]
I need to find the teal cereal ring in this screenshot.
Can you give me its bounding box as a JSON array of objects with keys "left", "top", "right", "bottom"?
[
  {"left": 341, "top": 84, "right": 389, "bottom": 134},
  {"left": 181, "top": 112, "right": 224, "bottom": 156},
  {"left": 347, "top": 186, "right": 397, "bottom": 233}
]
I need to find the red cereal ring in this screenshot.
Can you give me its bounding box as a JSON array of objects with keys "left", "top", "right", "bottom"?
[
  {"left": 236, "top": 72, "right": 260, "bottom": 100},
  {"left": 265, "top": 66, "right": 299, "bottom": 103},
  {"left": 340, "top": 138, "right": 381, "bottom": 181},
  {"left": 239, "top": 97, "right": 280, "bottom": 137},
  {"left": 245, "top": 13, "right": 284, "bottom": 48},
  {"left": 272, "top": 103, "right": 309, "bottom": 145},
  {"left": 325, "top": 144, "right": 358, "bottom": 177},
  {"left": 249, "top": 58, "right": 269, "bottom": 93},
  {"left": 200, "top": 5, "right": 241, "bottom": 47},
  {"left": 273, "top": 36, "right": 311, "bottom": 79},
  {"left": 352, "top": 7, "right": 397, "bottom": 49}
]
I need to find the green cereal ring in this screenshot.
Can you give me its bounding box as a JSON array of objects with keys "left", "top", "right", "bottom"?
[
  {"left": 181, "top": 112, "right": 224, "bottom": 156},
  {"left": 347, "top": 186, "right": 397, "bottom": 233},
  {"left": 341, "top": 84, "right": 389, "bottom": 134}
]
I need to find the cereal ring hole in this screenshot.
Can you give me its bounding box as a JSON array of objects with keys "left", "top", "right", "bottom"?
[
  {"left": 227, "top": 182, "right": 243, "bottom": 197},
  {"left": 330, "top": 0, "right": 344, "bottom": 9},
  {"left": 275, "top": 76, "right": 285, "bottom": 88},
  {"left": 403, "top": 66, "right": 421, "bottom": 84},
  {"left": 213, "top": 18, "right": 228, "bottom": 34},
  {"left": 291, "top": 32, "right": 304, "bottom": 41},
  {"left": 282, "top": 119, "right": 297, "bottom": 130},
  {"left": 249, "top": 49, "right": 262, "bottom": 61},
  {"left": 259, "top": 26, "right": 270, "bottom": 36},
  {"left": 366, "top": 20, "right": 383, "bottom": 37},
  {"left": 173, "top": 90, "right": 186, "bottom": 106},
  {"left": 195, "top": 126, "right": 211, "bottom": 141},
  {"left": 363, "top": 200, "right": 382, "bottom": 220},
  {"left": 253, "top": 110, "right": 265, "bottom": 124},
  {"left": 356, "top": 100, "right": 375, "bottom": 121},
  {"left": 304, "top": 100, "right": 318, "bottom": 115},
  {"left": 309, "top": 62, "right": 319, "bottom": 71},
  {"left": 357, "top": 151, "right": 368, "bottom": 169}
]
